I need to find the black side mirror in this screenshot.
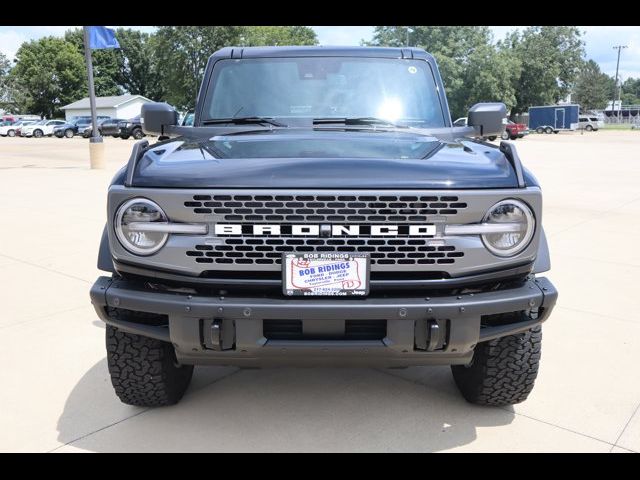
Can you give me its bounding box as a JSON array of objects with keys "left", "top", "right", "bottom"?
[
  {"left": 141, "top": 102, "right": 178, "bottom": 136},
  {"left": 467, "top": 103, "right": 507, "bottom": 138}
]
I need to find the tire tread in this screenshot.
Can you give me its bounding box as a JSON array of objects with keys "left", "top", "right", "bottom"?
[{"left": 451, "top": 326, "right": 542, "bottom": 406}]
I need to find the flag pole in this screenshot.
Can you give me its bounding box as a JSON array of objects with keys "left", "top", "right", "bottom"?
[{"left": 83, "top": 26, "right": 105, "bottom": 169}]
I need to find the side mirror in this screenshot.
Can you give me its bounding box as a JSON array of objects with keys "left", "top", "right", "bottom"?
[
  {"left": 141, "top": 102, "right": 178, "bottom": 136},
  {"left": 467, "top": 103, "right": 507, "bottom": 138}
]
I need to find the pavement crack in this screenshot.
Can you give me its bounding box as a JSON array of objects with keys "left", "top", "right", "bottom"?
[
  {"left": 611, "top": 400, "right": 640, "bottom": 451},
  {"left": 0, "top": 252, "right": 92, "bottom": 285}
]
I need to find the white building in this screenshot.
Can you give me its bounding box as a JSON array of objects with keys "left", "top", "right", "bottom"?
[{"left": 61, "top": 94, "right": 152, "bottom": 121}]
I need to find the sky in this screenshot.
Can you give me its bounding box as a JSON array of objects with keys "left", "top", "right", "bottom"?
[{"left": 1, "top": 25, "right": 639, "bottom": 80}]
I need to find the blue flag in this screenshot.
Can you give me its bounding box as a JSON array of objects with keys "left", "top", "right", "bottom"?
[{"left": 87, "top": 26, "right": 120, "bottom": 49}]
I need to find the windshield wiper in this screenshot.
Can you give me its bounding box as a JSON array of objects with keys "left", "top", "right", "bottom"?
[
  {"left": 202, "top": 117, "right": 287, "bottom": 127},
  {"left": 312, "top": 117, "right": 408, "bottom": 128}
]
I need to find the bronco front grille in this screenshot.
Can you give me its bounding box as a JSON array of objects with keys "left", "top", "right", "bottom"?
[
  {"left": 184, "top": 194, "right": 467, "bottom": 222},
  {"left": 186, "top": 238, "right": 464, "bottom": 266}
]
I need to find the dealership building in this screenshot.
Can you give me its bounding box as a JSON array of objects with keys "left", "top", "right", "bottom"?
[{"left": 61, "top": 94, "right": 152, "bottom": 121}]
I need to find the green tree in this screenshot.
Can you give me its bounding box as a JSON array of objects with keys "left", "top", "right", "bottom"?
[
  {"left": 504, "top": 26, "right": 585, "bottom": 114},
  {"left": 621, "top": 77, "right": 640, "bottom": 105},
  {"left": 154, "top": 26, "right": 244, "bottom": 110},
  {"left": 9, "top": 37, "right": 86, "bottom": 118},
  {"left": 241, "top": 26, "right": 317, "bottom": 46},
  {"left": 0, "top": 52, "right": 11, "bottom": 109},
  {"left": 368, "top": 26, "right": 519, "bottom": 118},
  {"left": 64, "top": 28, "right": 121, "bottom": 97},
  {"left": 114, "top": 28, "right": 165, "bottom": 101},
  {"left": 572, "top": 60, "right": 613, "bottom": 110}
]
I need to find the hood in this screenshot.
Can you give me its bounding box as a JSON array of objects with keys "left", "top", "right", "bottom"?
[{"left": 130, "top": 130, "right": 519, "bottom": 189}]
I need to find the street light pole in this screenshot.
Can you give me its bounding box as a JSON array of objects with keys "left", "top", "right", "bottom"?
[{"left": 612, "top": 45, "right": 628, "bottom": 122}]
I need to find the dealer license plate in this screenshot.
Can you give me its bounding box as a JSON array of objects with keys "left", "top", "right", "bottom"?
[{"left": 283, "top": 252, "right": 370, "bottom": 297}]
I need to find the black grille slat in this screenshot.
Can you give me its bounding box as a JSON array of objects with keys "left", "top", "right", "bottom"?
[
  {"left": 185, "top": 238, "right": 464, "bottom": 266},
  {"left": 185, "top": 194, "right": 466, "bottom": 220},
  {"left": 183, "top": 194, "right": 469, "bottom": 268},
  {"left": 263, "top": 320, "right": 386, "bottom": 341}
]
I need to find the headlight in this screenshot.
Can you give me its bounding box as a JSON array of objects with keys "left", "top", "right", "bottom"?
[
  {"left": 115, "top": 198, "right": 168, "bottom": 255},
  {"left": 482, "top": 199, "right": 535, "bottom": 257}
]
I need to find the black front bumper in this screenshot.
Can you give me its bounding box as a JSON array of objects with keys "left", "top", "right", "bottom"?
[{"left": 90, "top": 276, "right": 557, "bottom": 367}]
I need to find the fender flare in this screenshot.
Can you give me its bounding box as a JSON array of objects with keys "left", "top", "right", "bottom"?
[
  {"left": 533, "top": 226, "right": 551, "bottom": 273},
  {"left": 97, "top": 224, "right": 115, "bottom": 273}
]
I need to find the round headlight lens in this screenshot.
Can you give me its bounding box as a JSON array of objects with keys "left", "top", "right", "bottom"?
[
  {"left": 482, "top": 199, "right": 535, "bottom": 257},
  {"left": 115, "top": 198, "right": 168, "bottom": 255}
]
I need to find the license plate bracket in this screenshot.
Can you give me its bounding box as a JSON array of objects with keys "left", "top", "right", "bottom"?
[{"left": 282, "top": 252, "right": 370, "bottom": 297}]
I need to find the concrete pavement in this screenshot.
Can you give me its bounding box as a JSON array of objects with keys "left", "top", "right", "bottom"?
[{"left": 0, "top": 132, "right": 639, "bottom": 452}]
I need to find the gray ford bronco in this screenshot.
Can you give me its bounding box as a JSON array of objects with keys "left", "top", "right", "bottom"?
[{"left": 90, "top": 46, "right": 557, "bottom": 407}]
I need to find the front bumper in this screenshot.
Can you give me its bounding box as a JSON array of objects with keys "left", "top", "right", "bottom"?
[{"left": 90, "top": 276, "right": 557, "bottom": 367}]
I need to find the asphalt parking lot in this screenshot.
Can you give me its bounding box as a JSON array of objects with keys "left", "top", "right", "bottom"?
[{"left": 1, "top": 130, "right": 639, "bottom": 452}]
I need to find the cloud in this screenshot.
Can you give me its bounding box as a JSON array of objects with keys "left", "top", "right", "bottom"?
[{"left": 312, "top": 26, "right": 375, "bottom": 46}]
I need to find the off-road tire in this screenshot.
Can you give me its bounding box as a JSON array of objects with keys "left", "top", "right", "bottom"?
[
  {"left": 451, "top": 326, "right": 542, "bottom": 406},
  {"left": 132, "top": 128, "right": 144, "bottom": 140},
  {"left": 106, "top": 322, "right": 194, "bottom": 407}
]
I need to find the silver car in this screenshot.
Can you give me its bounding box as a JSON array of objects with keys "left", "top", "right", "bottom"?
[{"left": 578, "top": 115, "right": 604, "bottom": 131}]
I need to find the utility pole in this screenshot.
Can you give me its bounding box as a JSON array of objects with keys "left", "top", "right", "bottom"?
[
  {"left": 405, "top": 26, "right": 411, "bottom": 47},
  {"left": 612, "top": 45, "right": 628, "bottom": 122}
]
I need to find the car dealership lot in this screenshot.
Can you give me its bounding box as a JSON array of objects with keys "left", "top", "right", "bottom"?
[{"left": 1, "top": 131, "right": 639, "bottom": 452}]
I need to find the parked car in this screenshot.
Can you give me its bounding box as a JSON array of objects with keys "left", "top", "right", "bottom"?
[
  {"left": 577, "top": 115, "right": 603, "bottom": 131},
  {"left": 54, "top": 116, "right": 108, "bottom": 138},
  {"left": 91, "top": 46, "right": 557, "bottom": 408},
  {"left": 87, "top": 118, "right": 127, "bottom": 138},
  {"left": 20, "top": 119, "right": 66, "bottom": 138},
  {"left": 0, "top": 120, "right": 36, "bottom": 137},
  {"left": 501, "top": 120, "right": 529, "bottom": 140},
  {"left": 82, "top": 118, "right": 115, "bottom": 138},
  {"left": 181, "top": 112, "right": 195, "bottom": 126},
  {"left": 118, "top": 116, "right": 145, "bottom": 139},
  {"left": 452, "top": 117, "right": 498, "bottom": 141}
]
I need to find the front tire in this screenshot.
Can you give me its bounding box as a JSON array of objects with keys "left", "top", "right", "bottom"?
[
  {"left": 106, "top": 324, "right": 194, "bottom": 407},
  {"left": 7, "top": 130, "right": 16, "bottom": 137},
  {"left": 132, "top": 128, "right": 144, "bottom": 140},
  {"left": 585, "top": 125, "right": 593, "bottom": 132},
  {"left": 33, "top": 129, "right": 43, "bottom": 138},
  {"left": 451, "top": 326, "right": 542, "bottom": 406},
  {"left": 64, "top": 129, "right": 74, "bottom": 138}
]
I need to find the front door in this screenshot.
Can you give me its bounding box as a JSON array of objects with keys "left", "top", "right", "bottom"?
[{"left": 555, "top": 109, "right": 565, "bottom": 129}]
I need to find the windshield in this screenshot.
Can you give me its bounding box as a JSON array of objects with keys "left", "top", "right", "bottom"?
[
  {"left": 32, "top": 120, "right": 46, "bottom": 125},
  {"left": 203, "top": 57, "right": 446, "bottom": 127}
]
